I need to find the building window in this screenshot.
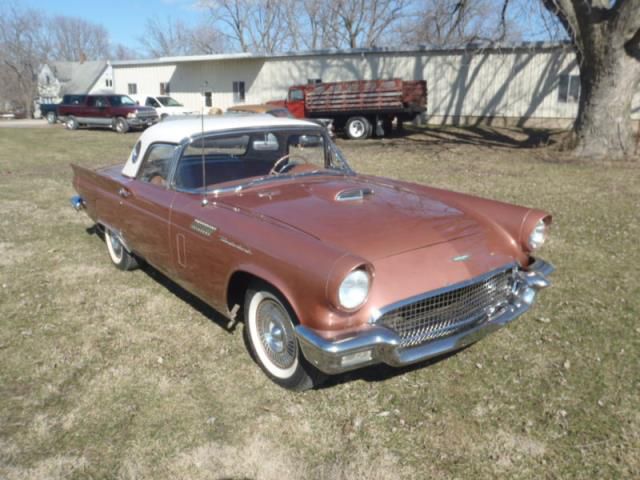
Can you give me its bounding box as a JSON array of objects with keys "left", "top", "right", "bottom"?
[
  {"left": 128, "top": 83, "right": 137, "bottom": 95},
  {"left": 45, "top": 75, "right": 50, "bottom": 85},
  {"left": 233, "top": 81, "right": 245, "bottom": 102},
  {"left": 307, "top": 78, "right": 322, "bottom": 85},
  {"left": 558, "top": 74, "right": 580, "bottom": 103},
  {"left": 160, "top": 82, "right": 170, "bottom": 95},
  {"left": 105, "top": 79, "right": 112, "bottom": 88},
  {"left": 204, "top": 91, "right": 212, "bottom": 107}
]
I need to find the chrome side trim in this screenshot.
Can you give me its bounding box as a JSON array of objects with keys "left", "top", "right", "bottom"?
[
  {"left": 190, "top": 219, "right": 217, "bottom": 237},
  {"left": 296, "top": 257, "right": 554, "bottom": 375}
]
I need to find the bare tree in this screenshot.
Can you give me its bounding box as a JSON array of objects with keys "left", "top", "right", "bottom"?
[
  {"left": 285, "top": 0, "right": 335, "bottom": 50},
  {"left": 139, "top": 16, "right": 225, "bottom": 57},
  {"left": 0, "top": 4, "right": 49, "bottom": 116},
  {"left": 48, "top": 16, "right": 111, "bottom": 61},
  {"left": 202, "top": 0, "right": 290, "bottom": 53},
  {"left": 401, "top": 0, "right": 521, "bottom": 47},
  {"left": 111, "top": 44, "right": 140, "bottom": 61},
  {"left": 328, "top": 0, "right": 408, "bottom": 48},
  {"left": 533, "top": 0, "right": 640, "bottom": 159}
]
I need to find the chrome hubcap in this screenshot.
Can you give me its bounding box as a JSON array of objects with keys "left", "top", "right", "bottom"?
[
  {"left": 256, "top": 299, "right": 296, "bottom": 369},
  {"left": 109, "top": 232, "right": 123, "bottom": 259},
  {"left": 349, "top": 120, "right": 365, "bottom": 137}
]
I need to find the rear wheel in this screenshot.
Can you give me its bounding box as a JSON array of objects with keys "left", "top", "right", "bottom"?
[
  {"left": 345, "top": 116, "right": 371, "bottom": 140},
  {"left": 244, "top": 283, "right": 325, "bottom": 391},
  {"left": 65, "top": 116, "right": 78, "bottom": 130},
  {"left": 104, "top": 227, "right": 138, "bottom": 271},
  {"left": 114, "top": 117, "right": 129, "bottom": 133},
  {"left": 46, "top": 111, "right": 57, "bottom": 124}
]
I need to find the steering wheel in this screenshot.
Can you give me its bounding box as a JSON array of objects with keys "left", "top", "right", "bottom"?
[{"left": 269, "top": 154, "right": 311, "bottom": 175}]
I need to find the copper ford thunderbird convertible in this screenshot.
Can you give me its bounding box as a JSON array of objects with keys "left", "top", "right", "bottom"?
[{"left": 70, "top": 115, "right": 554, "bottom": 390}]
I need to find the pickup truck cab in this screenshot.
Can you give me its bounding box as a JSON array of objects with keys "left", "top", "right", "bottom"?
[
  {"left": 133, "top": 95, "right": 197, "bottom": 119},
  {"left": 58, "top": 94, "right": 159, "bottom": 133},
  {"left": 39, "top": 94, "right": 86, "bottom": 124}
]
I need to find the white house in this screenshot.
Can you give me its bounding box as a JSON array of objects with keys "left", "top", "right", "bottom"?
[{"left": 37, "top": 61, "right": 114, "bottom": 113}]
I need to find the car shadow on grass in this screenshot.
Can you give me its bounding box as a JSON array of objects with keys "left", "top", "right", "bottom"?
[
  {"left": 88, "top": 225, "right": 236, "bottom": 334},
  {"left": 318, "top": 348, "right": 466, "bottom": 389}
]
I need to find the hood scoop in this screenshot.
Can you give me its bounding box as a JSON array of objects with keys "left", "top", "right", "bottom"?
[{"left": 335, "top": 187, "right": 374, "bottom": 202}]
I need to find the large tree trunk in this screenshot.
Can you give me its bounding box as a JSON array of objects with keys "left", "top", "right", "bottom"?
[
  {"left": 574, "top": 44, "right": 640, "bottom": 158},
  {"left": 541, "top": 0, "right": 640, "bottom": 160}
]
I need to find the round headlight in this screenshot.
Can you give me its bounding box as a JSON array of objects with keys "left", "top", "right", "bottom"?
[
  {"left": 528, "top": 219, "right": 547, "bottom": 251},
  {"left": 338, "top": 269, "right": 370, "bottom": 310}
]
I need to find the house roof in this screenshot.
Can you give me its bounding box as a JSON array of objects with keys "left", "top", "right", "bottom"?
[{"left": 50, "top": 61, "right": 107, "bottom": 95}]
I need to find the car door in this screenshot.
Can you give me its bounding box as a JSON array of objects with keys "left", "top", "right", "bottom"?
[
  {"left": 166, "top": 133, "right": 256, "bottom": 311},
  {"left": 119, "top": 142, "right": 178, "bottom": 276},
  {"left": 86, "top": 96, "right": 109, "bottom": 125},
  {"left": 145, "top": 97, "right": 162, "bottom": 115},
  {"left": 287, "top": 88, "right": 306, "bottom": 118}
]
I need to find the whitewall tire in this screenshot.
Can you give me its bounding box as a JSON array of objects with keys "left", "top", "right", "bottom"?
[
  {"left": 105, "top": 227, "right": 138, "bottom": 271},
  {"left": 244, "top": 283, "right": 325, "bottom": 391}
]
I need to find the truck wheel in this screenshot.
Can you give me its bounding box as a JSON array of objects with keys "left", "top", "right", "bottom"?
[
  {"left": 46, "top": 111, "right": 57, "bottom": 124},
  {"left": 244, "top": 282, "right": 326, "bottom": 391},
  {"left": 345, "top": 116, "right": 371, "bottom": 140},
  {"left": 66, "top": 116, "right": 79, "bottom": 130},
  {"left": 105, "top": 227, "right": 138, "bottom": 271},
  {"left": 114, "top": 117, "right": 130, "bottom": 134}
]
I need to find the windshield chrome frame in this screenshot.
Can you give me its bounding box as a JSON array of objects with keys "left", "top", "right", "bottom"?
[{"left": 167, "top": 125, "right": 354, "bottom": 196}]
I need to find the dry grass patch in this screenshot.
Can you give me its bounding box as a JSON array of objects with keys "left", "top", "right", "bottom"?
[{"left": 1, "top": 126, "right": 638, "bottom": 479}]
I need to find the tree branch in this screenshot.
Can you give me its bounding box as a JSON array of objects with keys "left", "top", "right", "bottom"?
[{"left": 613, "top": 0, "right": 640, "bottom": 44}]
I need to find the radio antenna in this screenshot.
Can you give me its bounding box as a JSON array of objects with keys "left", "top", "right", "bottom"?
[{"left": 201, "top": 81, "right": 208, "bottom": 206}]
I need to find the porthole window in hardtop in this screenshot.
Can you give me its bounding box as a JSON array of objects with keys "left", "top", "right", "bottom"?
[{"left": 131, "top": 141, "right": 142, "bottom": 164}]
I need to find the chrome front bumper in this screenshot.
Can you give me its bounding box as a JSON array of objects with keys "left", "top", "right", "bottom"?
[{"left": 296, "top": 258, "right": 554, "bottom": 375}]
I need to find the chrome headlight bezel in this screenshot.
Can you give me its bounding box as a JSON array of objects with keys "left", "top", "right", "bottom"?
[
  {"left": 338, "top": 269, "right": 371, "bottom": 311},
  {"left": 528, "top": 218, "right": 548, "bottom": 251}
]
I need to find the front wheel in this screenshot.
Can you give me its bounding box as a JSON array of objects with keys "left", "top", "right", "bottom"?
[
  {"left": 105, "top": 227, "right": 138, "bottom": 271},
  {"left": 65, "top": 116, "right": 79, "bottom": 130},
  {"left": 114, "top": 117, "right": 129, "bottom": 133},
  {"left": 244, "top": 284, "right": 325, "bottom": 391},
  {"left": 46, "top": 111, "right": 57, "bottom": 124},
  {"left": 345, "top": 116, "right": 371, "bottom": 140}
]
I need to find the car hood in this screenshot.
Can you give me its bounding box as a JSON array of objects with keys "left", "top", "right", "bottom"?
[{"left": 222, "top": 176, "right": 486, "bottom": 260}]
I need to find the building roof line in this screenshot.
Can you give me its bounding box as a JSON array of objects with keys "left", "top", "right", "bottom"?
[{"left": 111, "top": 41, "right": 573, "bottom": 67}]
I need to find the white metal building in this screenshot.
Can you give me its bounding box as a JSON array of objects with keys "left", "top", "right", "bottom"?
[{"left": 108, "top": 43, "right": 640, "bottom": 127}]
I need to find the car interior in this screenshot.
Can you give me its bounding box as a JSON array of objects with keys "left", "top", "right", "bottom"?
[{"left": 171, "top": 131, "right": 327, "bottom": 191}]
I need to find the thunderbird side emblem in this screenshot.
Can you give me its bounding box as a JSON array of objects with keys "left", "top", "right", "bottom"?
[{"left": 452, "top": 254, "right": 471, "bottom": 262}]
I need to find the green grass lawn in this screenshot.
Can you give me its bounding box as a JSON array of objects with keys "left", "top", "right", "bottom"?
[{"left": 0, "top": 126, "right": 638, "bottom": 479}]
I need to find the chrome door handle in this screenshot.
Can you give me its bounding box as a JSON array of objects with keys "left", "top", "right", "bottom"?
[{"left": 118, "top": 188, "right": 131, "bottom": 198}]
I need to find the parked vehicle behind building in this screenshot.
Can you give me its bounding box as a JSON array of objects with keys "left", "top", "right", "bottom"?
[
  {"left": 269, "top": 79, "right": 427, "bottom": 139},
  {"left": 132, "top": 95, "right": 197, "bottom": 119},
  {"left": 58, "top": 94, "right": 158, "bottom": 133}
]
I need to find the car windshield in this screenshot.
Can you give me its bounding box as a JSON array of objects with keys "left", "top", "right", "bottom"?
[
  {"left": 109, "top": 95, "right": 136, "bottom": 106},
  {"left": 157, "top": 96, "right": 183, "bottom": 107},
  {"left": 173, "top": 127, "right": 352, "bottom": 193}
]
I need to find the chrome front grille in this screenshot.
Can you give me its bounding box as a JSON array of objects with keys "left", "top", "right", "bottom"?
[{"left": 377, "top": 267, "right": 516, "bottom": 348}]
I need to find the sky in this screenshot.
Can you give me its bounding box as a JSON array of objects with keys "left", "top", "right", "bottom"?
[
  {"left": 24, "top": 0, "right": 203, "bottom": 47},
  {"left": 19, "top": 0, "right": 559, "bottom": 53}
]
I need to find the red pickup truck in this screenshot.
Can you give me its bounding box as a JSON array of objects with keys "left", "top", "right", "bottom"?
[
  {"left": 268, "top": 79, "right": 427, "bottom": 139},
  {"left": 57, "top": 94, "right": 159, "bottom": 133}
]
